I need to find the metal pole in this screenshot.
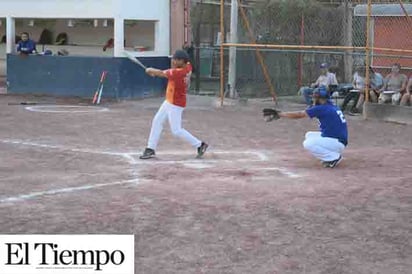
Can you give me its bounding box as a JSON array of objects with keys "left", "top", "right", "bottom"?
[
  {"left": 343, "top": 0, "right": 353, "bottom": 83},
  {"left": 228, "top": 0, "right": 238, "bottom": 98},
  {"left": 399, "top": 0, "right": 412, "bottom": 26},
  {"left": 363, "top": 0, "right": 372, "bottom": 119},
  {"left": 298, "top": 13, "right": 304, "bottom": 88},
  {"left": 195, "top": 0, "right": 204, "bottom": 94},
  {"left": 220, "top": 0, "right": 225, "bottom": 106}
]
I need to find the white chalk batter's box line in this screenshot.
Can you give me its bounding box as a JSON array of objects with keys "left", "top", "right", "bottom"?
[
  {"left": 0, "top": 139, "right": 302, "bottom": 178},
  {"left": 0, "top": 178, "right": 140, "bottom": 205},
  {"left": 0, "top": 139, "right": 268, "bottom": 164},
  {"left": 0, "top": 138, "right": 302, "bottom": 205}
]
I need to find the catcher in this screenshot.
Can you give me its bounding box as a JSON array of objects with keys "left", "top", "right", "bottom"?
[{"left": 263, "top": 87, "right": 348, "bottom": 168}]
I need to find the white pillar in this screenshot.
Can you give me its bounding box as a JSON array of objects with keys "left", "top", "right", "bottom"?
[
  {"left": 6, "top": 17, "right": 15, "bottom": 54},
  {"left": 154, "top": 21, "right": 161, "bottom": 53},
  {"left": 114, "top": 17, "right": 124, "bottom": 57},
  {"left": 228, "top": 0, "right": 238, "bottom": 98}
]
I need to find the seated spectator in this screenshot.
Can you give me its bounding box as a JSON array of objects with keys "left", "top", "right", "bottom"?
[
  {"left": 341, "top": 66, "right": 365, "bottom": 114},
  {"left": 374, "top": 63, "right": 407, "bottom": 105},
  {"left": 17, "top": 32, "right": 37, "bottom": 55},
  {"left": 353, "top": 66, "right": 384, "bottom": 112},
  {"left": 55, "top": 32, "right": 68, "bottom": 45},
  {"left": 400, "top": 77, "right": 412, "bottom": 106},
  {"left": 300, "top": 63, "right": 338, "bottom": 106},
  {"left": 103, "top": 38, "right": 114, "bottom": 51}
]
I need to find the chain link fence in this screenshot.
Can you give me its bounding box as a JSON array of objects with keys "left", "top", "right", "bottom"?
[{"left": 190, "top": 0, "right": 412, "bottom": 101}]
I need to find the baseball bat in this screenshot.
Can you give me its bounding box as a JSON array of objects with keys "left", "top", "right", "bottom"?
[
  {"left": 96, "top": 71, "right": 108, "bottom": 105},
  {"left": 8, "top": 102, "right": 38, "bottom": 106},
  {"left": 123, "top": 51, "right": 147, "bottom": 70},
  {"left": 92, "top": 71, "right": 107, "bottom": 104}
]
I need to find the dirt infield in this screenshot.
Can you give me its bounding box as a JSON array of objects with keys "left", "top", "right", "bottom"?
[{"left": 0, "top": 95, "right": 411, "bottom": 274}]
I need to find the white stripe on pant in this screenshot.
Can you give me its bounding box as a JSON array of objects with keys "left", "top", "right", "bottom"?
[
  {"left": 147, "top": 101, "right": 202, "bottom": 150},
  {"left": 303, "top": 131, "right": 345, "bottom": 162}
]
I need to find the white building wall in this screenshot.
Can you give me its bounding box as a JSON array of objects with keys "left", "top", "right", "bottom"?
[
  {"left": 119, "top": 0, "right": 170, "bottom": 56},
  {"left": 0, "top": 0, "right": 116, "bottom": 19},
  {"left": 0, "top": 0, "right": 170, "bottom": 56}
]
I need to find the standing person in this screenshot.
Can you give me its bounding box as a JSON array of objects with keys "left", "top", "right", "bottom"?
[
  {"left": 265, "top": 87, "right": 348, "bottom": 168},
  {"left": 17, "top": 32, "right": 37, "bottom": 55},
  {"left": 374, "top": 63, "right": 407, "bottom": 105},
  {"left": 140, "top": 50, "right": 208, "bottom": 159},
  {"left": 301, "top": 63, "right": 338, "bottom": 107}
]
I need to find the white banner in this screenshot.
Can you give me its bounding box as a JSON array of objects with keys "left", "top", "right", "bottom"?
[{"left": 0, "top": 235, "right": 134, "bottom": 274}]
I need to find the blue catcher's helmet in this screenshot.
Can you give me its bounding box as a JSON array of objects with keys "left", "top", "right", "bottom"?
[{"left": 313, "top": 86, "right": 329, "bottom": 99}]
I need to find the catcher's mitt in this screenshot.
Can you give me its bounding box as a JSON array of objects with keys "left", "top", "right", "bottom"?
[{"left": 262, "top": 108, "right": 281, "bottom": 122}]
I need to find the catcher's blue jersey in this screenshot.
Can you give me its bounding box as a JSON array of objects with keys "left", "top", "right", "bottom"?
[{"left": 306, "top": 103, "right": 348, "bottom": 145}]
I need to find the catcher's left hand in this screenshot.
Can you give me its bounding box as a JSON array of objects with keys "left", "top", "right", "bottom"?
[{"left": 263, "top": 108, "right": 281, "bottom": 122}]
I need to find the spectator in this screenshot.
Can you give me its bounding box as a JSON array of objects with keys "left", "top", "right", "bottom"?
[
  {"left": 55, "top": 32, "right": 68, "bottom": 45},
  {"left": 374, "top": 63, "right": 407, "bottom": 105},
  {"left": 340, "top": 66, "right": 365, "bottom": 115},
  {"left": 400, "top": 76, "right": 412, "bottom": 106},
  {"left": 103, "top": 38, "right": 114, "bottom": 51},
  {"left": 17, "top": 32, "right": 37, "bottom": 55},
  {"left": 300, "top": 63, "right": 338, "bottom": 106},
  {"left": 353, "top": 66, "right": 384, "bottom": 112}
]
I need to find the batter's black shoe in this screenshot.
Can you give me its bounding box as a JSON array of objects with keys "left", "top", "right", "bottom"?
[
  {"left": 196, "top": 142, "right": 209, "bottom": 158},
  {"left": 140, "top": 148, "right": 155, "bottom": 159},
  {"left": 322, "top": 156, "right": 342, "bottom": 168}
]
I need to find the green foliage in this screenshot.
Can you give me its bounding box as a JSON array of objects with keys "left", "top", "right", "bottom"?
[{"left": 246, "top": 0, "right": 345, "bottom": 45}]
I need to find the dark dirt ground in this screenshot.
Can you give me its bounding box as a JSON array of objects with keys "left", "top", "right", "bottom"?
[{"left": 0, "top": 94, "right": 411, "bottom": 274}]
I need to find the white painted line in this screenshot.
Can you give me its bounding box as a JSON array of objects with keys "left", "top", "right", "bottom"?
[
  {"left": 182, "top": 162, "right": 214, "bottom": 169},
  {"left": 0, "top": 139, "right": 268, "bottom": 164},
  {"left": 0, "top": 178, "right": 140, "bottom": 204},
  {"left": 0, "top": 139, "right": 126, "bottom": 157},
  {"left": 252, "top": 167, "right": 302, "bottom": 178},
  {"left": 0, "top": 139, "right": 61, "bottom": 149},
  {"left": 133, "top": 158, "right": 262, "bottom": 165},
  {"left": 1, "top": 138, "right": 300, "bottom": 178},
  {"left": 126, "top": 150, "right": 268, "bottom": 163},
  {"left": 25, "top": 105, "right": 109, "bottom": 113},
  {"left": 122, "top": 154, "right": 139, "bottom": 165},
  {"left": 0, "top": 139, "right": 142, "bottom": 186}
]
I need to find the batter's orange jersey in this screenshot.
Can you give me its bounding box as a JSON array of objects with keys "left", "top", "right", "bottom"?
[{"left": 164, "top": 63, "right": 192, "bottom": 108}]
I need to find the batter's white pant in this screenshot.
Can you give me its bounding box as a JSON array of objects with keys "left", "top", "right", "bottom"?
[
  {"left": 147, "top": 101, "right": 202, "bottom": 150},
  {"left": 303, "top": 132, "right": 345, "bottom": 162}
]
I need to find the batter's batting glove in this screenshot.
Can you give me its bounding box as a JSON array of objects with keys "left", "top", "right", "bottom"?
[{"left": 262, "top": 108, "right": 281, "bottom": 122}]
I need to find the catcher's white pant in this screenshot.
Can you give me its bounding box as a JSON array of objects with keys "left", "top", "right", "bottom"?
[
  {"left": 303, "top": 132, "right": 345, "bottom": 162},
  {"left": 147, "top": 101, "right": 201, "bottom": 150}
]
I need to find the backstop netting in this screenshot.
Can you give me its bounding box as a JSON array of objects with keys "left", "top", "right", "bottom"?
[{"left": 190, "top": 0, "right": 412, "bottom": 102}]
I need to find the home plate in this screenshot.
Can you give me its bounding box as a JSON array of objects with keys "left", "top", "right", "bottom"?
[{"left": 183, "top": 163, "right": 214, "bottom": 169}]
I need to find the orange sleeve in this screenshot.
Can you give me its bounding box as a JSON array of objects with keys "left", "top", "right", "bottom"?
[
  {"left": 163, "top": 69, "right": 174, "bottom": 79},
  {"left": 164, "top": 68, "right": 187, "bottom": 80}
]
